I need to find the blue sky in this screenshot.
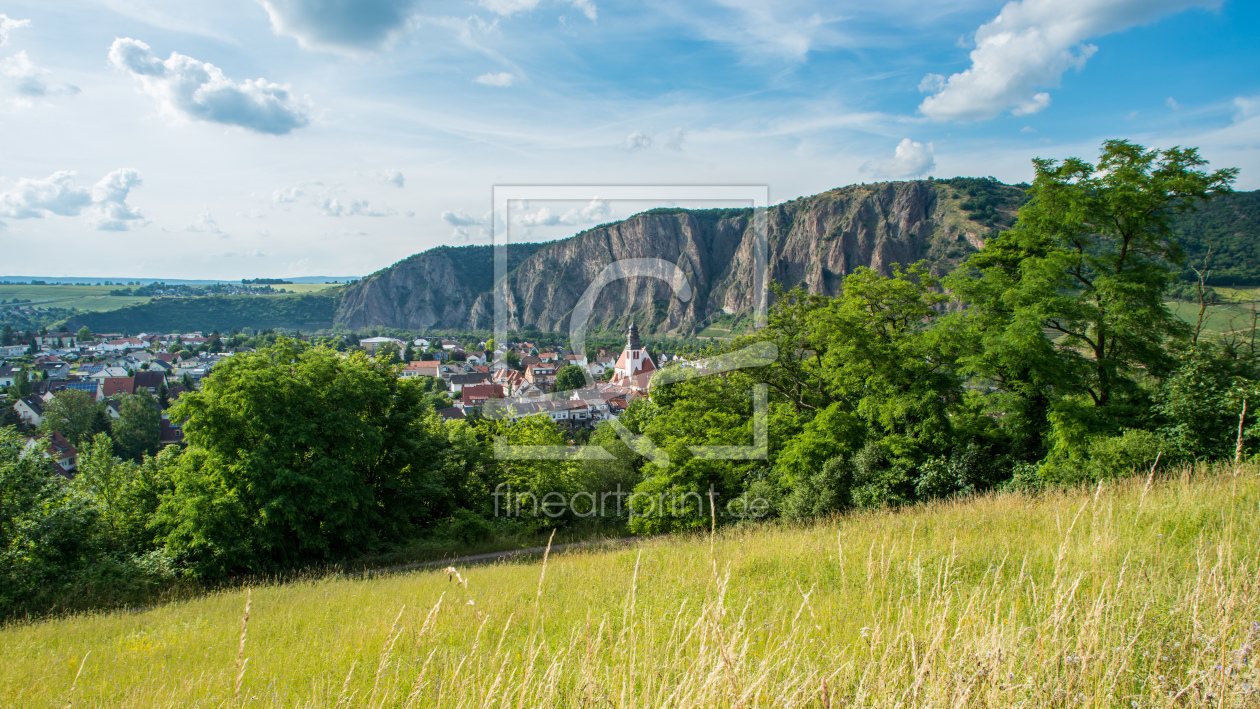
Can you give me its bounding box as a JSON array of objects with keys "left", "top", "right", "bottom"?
[{"left": 0, "top": 0, "right": 1257, "bottom": 279}]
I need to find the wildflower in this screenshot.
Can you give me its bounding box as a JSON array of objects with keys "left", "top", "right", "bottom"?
[{"left": 860, "top": 627, "right": 871, "bottom": 638}]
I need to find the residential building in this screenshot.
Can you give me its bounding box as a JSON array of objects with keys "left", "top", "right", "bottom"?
[
  {"left": 23, "top": 431, "right": 78, "bottom": 476},
  {"left": 360, "top": 336, "right": 405, "bottom": 353},
  {"left": 459, "top": 384, "right": 504, "bottom": 410},
  {"left": 14, "top": 396, "right": 44, "bottom": 426},
  {"left": 35, "top": 331, "right": 77, "bottom": 349},
  {"left": 525, "top": 362, "right": 556, "bottom": 391}
]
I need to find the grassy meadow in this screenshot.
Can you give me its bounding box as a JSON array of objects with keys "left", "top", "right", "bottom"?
[
  {"left": 0, "top": 285, "right": 152, "bottom": 313},
  {"left": 2, "top": 464, "right": 1257, "bottom": 707}
]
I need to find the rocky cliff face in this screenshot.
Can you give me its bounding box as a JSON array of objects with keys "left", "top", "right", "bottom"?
[{"left": 335, "top": 180, "right": 1021, "bottom": 333}]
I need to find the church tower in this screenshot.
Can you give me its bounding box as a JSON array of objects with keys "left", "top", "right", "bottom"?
[{"left": 611, "top": 321, "right": 655, "bottom": 391}]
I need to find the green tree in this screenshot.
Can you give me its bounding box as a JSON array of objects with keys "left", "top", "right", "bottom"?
[
  {"left": 13, "top": 368, "right": 32, "bottom": 398},
  {"left": 112, "top": 394, "right": 161, "bottom": 461},
  {"left": 554, "top": 364, "right": 587, "bottom": 392},
  {"left": 0, "top": 325, "right": 13, "bottom": 346},
  {"left": 377, "top": 341, "right": 402, "bottom": 365},
  {"left": 0, "top": 427, "right": 102, "bottom": 616},
  {"left": 504, "top": 350, "right": 521, "bottom": 371},
  {"left": 154, "top": 340, "right": 478, "bottom": 576},
  {"left": 76, "top": 325, "right": 93, "bottom": 342},
  {"left": 38, "top": 389, "right": 102, "bottom": 447},
  {"left": 947, "top": 140, "right": 1237, "bottom": 457}
]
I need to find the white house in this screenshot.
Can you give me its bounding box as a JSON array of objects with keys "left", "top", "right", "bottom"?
[
  {"left": 360, "top": 337, "right": 405, "bottom": 354},
  {"left": 14, "top": 396, "right": 45, "bottom": 426}
]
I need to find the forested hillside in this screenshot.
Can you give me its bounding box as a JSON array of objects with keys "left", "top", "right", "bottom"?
[{"left": 60, "top": 291, "right": 341, "bottom": 334}]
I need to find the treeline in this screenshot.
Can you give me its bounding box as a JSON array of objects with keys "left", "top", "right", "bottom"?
[
  {"left": 61, "top": 292, "right": 341, "bottom": 334},
  {"left": 2, "top": 140, "right": 1255, "bottom": 619}
]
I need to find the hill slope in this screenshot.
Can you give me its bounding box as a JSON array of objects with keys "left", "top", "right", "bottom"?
[
  {"left": 61, "top": 292, "right": 341, "bottom": 334},
  {"left": 2, "top": 465, "right": 1254, "bottom": 706}
]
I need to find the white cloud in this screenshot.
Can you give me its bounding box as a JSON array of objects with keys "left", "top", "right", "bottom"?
[
  {"left": 1165, "top": 96, "right": 1181, "bottom": 111},
  {"left": 442, "top": 210, "right": 484, "bottom": 226},
  {"left": 478, "top": 0, "right": 597, "bottom": 21},
  {"left": 258, "top": 0, "right": 421, "bottom": 53},
  {"left": 220, "top": 249, "right": 269, "bottom": 258},
  {"left": 0, "top": 169, "right": 147, "bottom": 231},
  {"left": 624, "top": 131, "right": 652, "bottom": 151},
  {"left": 383, "top": 169, "right": 405, "bottom": 188},
  {"left": 89, "top": 168, "right": 147, "bottom": 231},
  {"left": 1236, "top": 95, "right": 1260, "bottom": 122},
  {"left": 861, "top": 138, "right": 935, "bottom": 179},
  {"left": 474, "top": 71, "right": 515, "bottom": 87},
  {"left": 185, "top": 208, "right": 224, "bottom": 234},
  {"left": 919, "top": 0, "right": 1219, "bottom": 122},
  {"left": 0, "top": 14, "right": 31, "bottom": 46},
  {"left": 513, "top": 197, "right": 610, "bottom": 227},
  {"left": 109, "top": 37, "right": 310, "bottom": 135},
  {"left": 0, "top": 171, "right": 92, "bottom": 218},
  {"left": 319, "top": 198, "right": 394, "bottom": 217},
  {"left": 273, "top": 184, "right": 306, "bottom": 203},
  {"left": 1, "top": 50, "right": 80, "bottom": 99},
  {"left": 664, "top": 127, "right": 687, "bottom": 151},
  {"left": 666, "top": 1, "right": 845, "bottom": 62}
]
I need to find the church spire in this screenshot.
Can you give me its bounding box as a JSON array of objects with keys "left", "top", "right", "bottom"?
[{"left": 627, "top": 320, "right": 640, "bottom": 350}]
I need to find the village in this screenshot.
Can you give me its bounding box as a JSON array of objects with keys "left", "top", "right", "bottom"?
[{"left": 0, "top": 322, "right": 686, "bottom": 476}]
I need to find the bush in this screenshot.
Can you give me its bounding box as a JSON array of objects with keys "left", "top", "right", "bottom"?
[{"left": 783, "top": 456, "right": 850, "bottom": 520}]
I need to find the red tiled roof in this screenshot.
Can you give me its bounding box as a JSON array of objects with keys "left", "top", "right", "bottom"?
[{"left": 99, "top": 377, "right": 135, "bottom": 397}]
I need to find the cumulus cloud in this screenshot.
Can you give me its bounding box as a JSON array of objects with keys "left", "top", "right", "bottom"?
[
  {"left": 623, "top": 131, "right": 652, "bottom": 151},
  {"left": 383, "top": 169, "right": 405, "bottom": 188},
  {"left": 0, "top": 14, "right": 31, "bottom": 46},
  {"left": 478, "top": 0, "right": 597, "bottom": 21},
  {"left": 1, "top": 50, "right": 80, "bottom": 99},
  {"left": 474, "top": 71, "right": 514, "bottom": 87},
  {"left": 258, "top": 0, "right": 421, "bottom": 52},
  {"left": 862, "top": 139, "right": 935, "bottom": 179},
  {"left": 918, "top": 0, "right": 1219, "bottom": 122},
  {"left": 0, "top": 169, "right": 147, "bottom": 231},
  {"left": 442, "top": 210, "right": 484, "bottom": 226},
  {"left": 109, "top": 37, "right": 310, "bottom": 135},
  {"left": 89, "top": 169, "right": 147, "bottom": 230},
  {"left": 319, "top": 198, "right": 394, "bottom": 217},
  {"left": 220, "top": 249, "right": 269, "bottom": 258},
  {"left": 185, "top": 208, "right": 224, "bottom": 234},
  {"left": 273, "top": 184, "right": 307, "bottom": 203},
  {"left": 513, "top": 198, "right": 610, "bottom": 227}
]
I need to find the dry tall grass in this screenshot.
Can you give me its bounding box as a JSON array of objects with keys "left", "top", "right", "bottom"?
[{"left": 2, "top": 463, "right": 1258, "bottom": 707}]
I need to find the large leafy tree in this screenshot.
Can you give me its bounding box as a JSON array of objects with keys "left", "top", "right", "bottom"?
[
  {"left": 553, "top": 364, "right": 587, "bottom": 392},
  {"left": 947, "top": 140, "right": 1237, "bottom": 453},
  {"left": 38, "top": 389, "right": 104, "bottom": 447},
  {"left": 155, "top": 340, "right": 478, "bottom": 576},
  {"left": 111, "top": 393, "right": 161, "bottom": 461}
]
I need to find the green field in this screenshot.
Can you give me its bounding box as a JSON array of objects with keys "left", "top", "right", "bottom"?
[
  {"left": 0, "top": 285, "right": 152, "bottom": 314},
  {"left": 0, "top": 283, "right": 338, "bottom": 314},
  {"left": 2, "top": 464, "right": 1255, "bottom": 708},
  {"left": 1166, "top": 298, "right": 1260, "bottom": 338}
]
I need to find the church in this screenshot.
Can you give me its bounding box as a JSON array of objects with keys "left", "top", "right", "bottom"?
[{"left": 609, "top": 322, "right": 655, "bottom": 391}]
